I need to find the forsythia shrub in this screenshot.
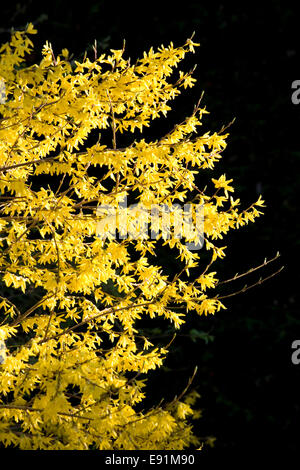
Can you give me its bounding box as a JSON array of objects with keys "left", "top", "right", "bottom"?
[{"left": 0, "top": 24, "right": 265, "bottom": 450}]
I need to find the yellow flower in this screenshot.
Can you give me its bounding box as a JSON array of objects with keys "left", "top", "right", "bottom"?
[{"left": 211, "top": 174, "right": 234, "bottom": 197}]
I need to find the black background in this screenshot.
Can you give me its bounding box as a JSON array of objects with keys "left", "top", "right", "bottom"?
[{"left": 0, "top": 0, "right": 299, "bottom": 453}]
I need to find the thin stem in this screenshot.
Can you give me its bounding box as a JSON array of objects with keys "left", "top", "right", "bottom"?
[
  {"left": 217, "top": 252, "right": 281, "bottom": 285},
  {"left": 217, "top": 266, "right": 284, "bottom": 300}
]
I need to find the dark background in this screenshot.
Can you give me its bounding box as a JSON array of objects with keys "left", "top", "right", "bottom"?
[{"left": 0, "top": 0, "right": 299, "bottom": 453}]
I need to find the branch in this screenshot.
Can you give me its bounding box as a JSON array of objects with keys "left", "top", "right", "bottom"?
[
  {"left": 0, "top": 155, "right": 59, "bottom": 173},
  {"left": 217, "top": 252, "right": 281, "bottom": 285},
  {"left": 170, "top": 365, "right": 198, "bottom": 404},
  {"left": 38, "top": 300, "right": 155, "bottom": 345},
  {"left": 218, "top": 117, "right": 236, "bottom": 134},
  {"left": 0, "top": 404, "right": 93, "bottom": 421},
  {"left": 0, "top": 295, "right": 21, "bottom": 325},
  {"left": 10, "top": 293, "right": 56, "bottom": 327},
  {"left": 106, "top": 89, "right": 117, "bottom": 151},
  {"left": 217, "top": 265, "right": 284, "bottom": 300}
]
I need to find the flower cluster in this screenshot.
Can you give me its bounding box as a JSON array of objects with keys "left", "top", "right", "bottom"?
[{"left": 0, "top": 24, "right": 264, "bottom": 449}]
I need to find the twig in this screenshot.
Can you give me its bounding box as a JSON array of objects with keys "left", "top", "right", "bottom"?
[
  {"left": 106, "top": 89, "right": 117, "bottom": 151},
  {"left": 10, "top": 293, "right": 55, "bottom": 327},
  {"left": 0, "top": 404, "right": 93, "bottom": 421},
  {"left": 171, "top": 365, "right": 198, "bottom": 404},
  {"left": 218, "top": 117, "right": 236, "bottom": 134},
  {"left": 217, "top": 252, "right": 281, "bottom": 285},
  {"left": 38, "top": 300, "right": 155, "bottom": 345},
  {"left": 0, "top": 295, "right": 21, "bottom": 326},
  {"left": 218, "top": 265, "right": 284, "bottom": 300}
]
